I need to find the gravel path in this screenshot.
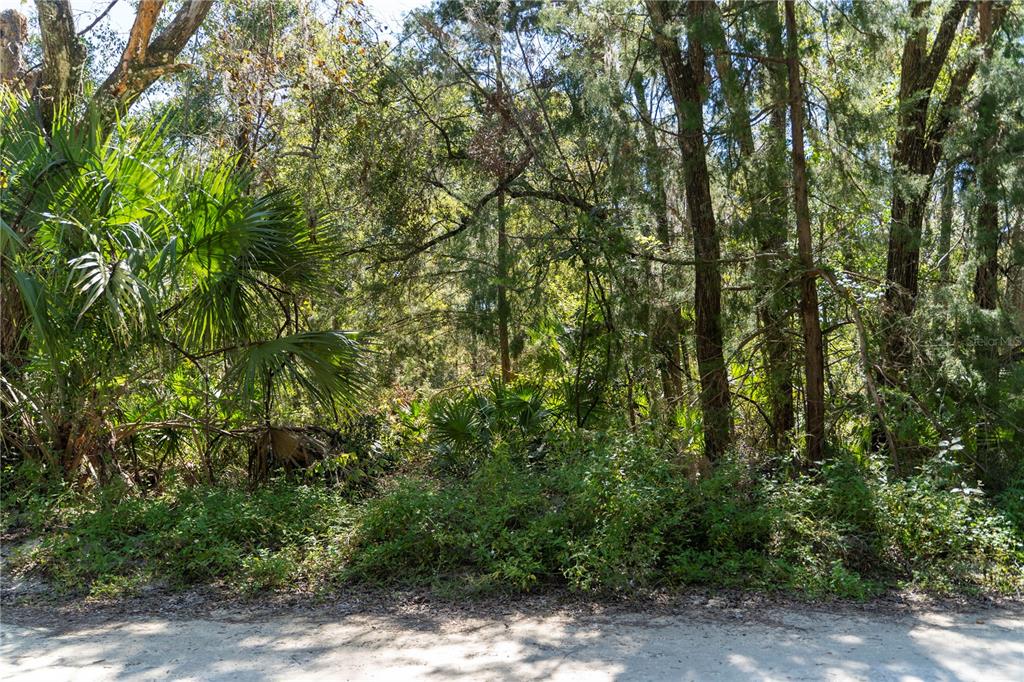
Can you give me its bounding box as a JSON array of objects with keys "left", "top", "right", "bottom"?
[{"left": 2, "top": 602, "right": 1022, "bottom": 680}]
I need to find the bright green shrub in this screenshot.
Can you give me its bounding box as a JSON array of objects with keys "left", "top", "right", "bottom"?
[
  {"left": 6, "top": 429, "right": 1021, "bottom": 598},
  {"left": 10, "top": 483, "right": 351, "bottom": 596}
]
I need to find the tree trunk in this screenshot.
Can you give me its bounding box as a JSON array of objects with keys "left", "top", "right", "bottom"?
[
  {"left": 631, "top": 75, "right": 683, "bottom": 408},
  {"left": 974, "top": 190, "right": 1000, "bottom": 310},
  {"left": 883, "top": 0, "right": 1003, "bottom": 370},
  {"left": 936, "top": 163, "right": 956, "bottom": 280},
  {"left": 1007, "top": 216, "right": 1024, "bottom": 316},
  {"left": 970, "top": 2, "right": 1002, "bottom": 480},
  {"left": 712, "top": 1, "right": 795, "bottom": 450},
  {"left": 762, "top": 2, "right": 798, "bottom": 449},
  {"left": 647, "top": 0, "right": 732, "bottom": 461},
  {"left": 19, "top": 0, "right": 213, "bottom": 135},
  {"left": 785, "top": 0, "right": 826, "bottom": 465},
  {"left": 1, "top": 9, "right": 27, "bottom": 84},
  {"left": 497, "top": 190, "right": 512, "bottom": 383},
  {"left": 973, "top": 2, "right": 1000, "bottom": 311},
  {"left": 493, "top": 37, "right": 513, "bottom": 385},
  {"left": 30, "top": 0, "right": 211, "bottom": 132},
  {"left": 34, "top": 0, "right": 85, "bottom": 127},
  {"left": 90, "top": 0, "right": 213, "bottom": 131}
]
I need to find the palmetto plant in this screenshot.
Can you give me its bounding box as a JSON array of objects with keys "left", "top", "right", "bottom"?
[
  {"left": 425, "top": 379, "right": 552, "bottom": 476},
  {"left": 0, "top": 95, "right": 366, "bottom": 482},
  {"left": 429, "top": 394, "right": 488, "bottom": 455}
]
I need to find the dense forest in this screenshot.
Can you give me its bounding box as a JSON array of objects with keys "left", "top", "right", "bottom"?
[{"left": 1, "top": 0, "right": 1023, "bottom": 599}]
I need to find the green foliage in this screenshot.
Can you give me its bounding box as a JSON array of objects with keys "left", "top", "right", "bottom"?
[
  {"left": 1, "top": 97, "right": 367, "bottom": 480},
  {"left": 3, "top": 0, "right": 1024, "bottom": 608},
  {"left": 342, "top": 429, "right": 1023, "bottom": 597},
  {"left": 7, "top": 479, "right": 351, "bottom": 597},
  {"left": 6, "top": 430, "right": 1021, "bottom": 599},
  {"left": 425, "top": 380, "right": 551, "bottom": 476}
]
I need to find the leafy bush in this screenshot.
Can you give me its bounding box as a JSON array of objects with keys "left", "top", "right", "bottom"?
[
  {"left": 425, "top": 380, "right": 551, "bottom": 476},
  {"left": 6, "top": 428, "right": 1021, "bottom": 599},
  {"left": 347, "top": 432, "right": 1023, "bottom": 596},
  {"left": 347, "top": 447, "right": 568, "bottom": 591},
  {"left": 874, "top": 478, "right": 1023, "bottom": 592},
  {"left": 8, "top": 481, "right": 352, "bottom": 597}
]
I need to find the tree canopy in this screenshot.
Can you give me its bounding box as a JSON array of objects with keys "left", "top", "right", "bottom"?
[{"left": 2, "top": 0, "right": 1023, "bottom": 598}]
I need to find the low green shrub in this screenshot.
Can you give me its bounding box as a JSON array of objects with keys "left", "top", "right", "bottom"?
[
  {"left": 347, "top": 445, "right": 569, "bottom": 590},
  {"left": 7, "top": 481, "right": 352, "bottom": 597},
  {"left": 5, "top": 430, "right": 1021, "bottom": 599}
]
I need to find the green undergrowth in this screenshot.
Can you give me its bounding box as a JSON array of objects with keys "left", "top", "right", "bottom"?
[{"left": 4, "top": 437, "right": 1022, "bottom": 601}]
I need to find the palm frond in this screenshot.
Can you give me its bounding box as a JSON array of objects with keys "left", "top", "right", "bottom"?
[
  {"left": 0, "top": 216, "right": 24, "bottom": 259},
  {"left": 429, "top": 394, "right": 487, "bottom": 452},
  {"left": 226, "top": 331, "right": 367, "bottom": 412},
  {"left": 174, "top": 182, "right": 325, "bottom": 351},
  {"left": 68, "top": 248, "right": 156, "bottom": 335},
  {"left": 9, "top": 270, "right": 60, "bottom": 363}
]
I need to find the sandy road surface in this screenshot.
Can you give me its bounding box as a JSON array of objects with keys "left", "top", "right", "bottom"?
[{"left": 2, "top": 602, "right": 1022, "bottom": 681}]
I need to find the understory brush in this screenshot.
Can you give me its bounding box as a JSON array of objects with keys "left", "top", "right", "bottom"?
[
  {"left": 4, "top": 477, "right": 354, "bottom": 597},
  {"left": 4, "top": 429, "right": 1022, "bottom": 600}
]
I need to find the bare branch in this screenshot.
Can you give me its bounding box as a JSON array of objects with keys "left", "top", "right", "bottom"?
[{"left": 78, "top": 0, "right": 120, "bottom": 37}]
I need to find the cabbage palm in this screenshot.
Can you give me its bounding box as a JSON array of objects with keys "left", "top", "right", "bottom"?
[{"left": 0, "top": 95, "right": 365, "bottom": 481}]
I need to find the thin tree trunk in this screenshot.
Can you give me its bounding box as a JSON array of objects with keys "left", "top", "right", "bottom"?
[
  {"left": 679, "top": 322, "right": 694, "bottom": 385},
  {"left": 493, "top": 35, "right": 513, "bottom": 385},
  {"left": 970, "top": 1, "right": 1002, "bottom": 479},
  {"left": 631, "top": 75, "right": 683, "bottom": 407},
  {"left": 712, "top": 2, "right": 794, "bottom": 450},
  {"left": 936, "top": 163, "right": 956, "bottom": 280},
  {"left": 974, "top": 190, "right": 1000, "bottom": 310},
  {"left": 762, "top": 2, "right": 797, "bottom": 448},
  {"left": 497, "top": 191, "right": 512, "bottom": 383},
  {"left": 973, "top": 1, "right": 1000, "bottom": 311},
  {"left": 647, "top": 0, "right": 732, "bottom": 461},
  {"left": 1007, "top": 216, "right": 1024, "bottom": 315},
  {"left": 785, "top": 0, "right": 826, "bottom": 465}
]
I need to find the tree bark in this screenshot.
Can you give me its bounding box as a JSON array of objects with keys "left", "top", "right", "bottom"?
[
  {"left": 646, "top": 0, "right": 732, "bottom": 461},
  {"left": 497, "top": 190, "right": 513, "bottom": 383},
  {"left": 1007, "top": 216, "right": 1024, "bottom": 315},
  {"left": 712, "top": 1, "right": 795, "bottom": 449},
  {"left": 631, "top": 74, "right": 683, "bottom": 407},
  {"left": 785, "top": 0, "right": 826, "bottom": 465},
  {"left": 936, "top": 163, "right": 956, "bottom": 280},
  {"left": 35, "top": 0, "right": 85, "bottom": 127},
  {"left": 1, "top": 9, "right": 27, "bottom": 84},
  {"left": 90, "top": 0, "right": 213, "bottom": 130},
  {"left": 493, "top": 35, "right": 513, "bottom": 385},
  {"left": 973, "top": 185, "right": 1000, "bottom": 310},
  {"left": 762, "top": 2, "right": 797, "bottom": 448},
  {"left": 970, "top": 1, "right": 1003, "bottom": 478},
  {"left": 29, "top": 0, "right": 211, "bottom": 131},
  {"left": 973, "top": 1, "right": 1000, "bottom": 310},
  {"left": 883, "top": 0, "right": 1004, "bottom": 370}
]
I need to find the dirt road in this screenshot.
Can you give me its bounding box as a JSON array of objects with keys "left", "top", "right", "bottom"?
[{"left": 2, "top": 602, "right": 1022, "bottom": 680}]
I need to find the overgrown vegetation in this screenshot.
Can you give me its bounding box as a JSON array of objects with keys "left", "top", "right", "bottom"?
[
  {"left": 5, "top": 385, "right": 1022, "bottom": 599},
  {"left": 2, "top": 0, "right": 1024, "bottom": 602}
]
